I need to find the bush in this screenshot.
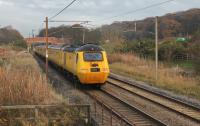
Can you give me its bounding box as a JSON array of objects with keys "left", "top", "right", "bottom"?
[
  {"left": 194, "top": 56, "right": 200, "bottom": 74},
  {"left": 158, "top": 40, "right": 186, "bottom": 61},
  {"left": 0, "top": 26, "right": 24, "bottom": 45},
  {"left": 114, "top": 39, "right": 189, "bottom": 62},
  {"left": 12, "top": 39, "right": 27, "bottom": 48},
  {"left": 122, "top": 39, "right": 155, "bottom": 58},
  {"left": 191, "top": 45, "right": 200, "bottom": 74},
  {"left": 190, "top": 32, "right": 200, "bottom": 74}
]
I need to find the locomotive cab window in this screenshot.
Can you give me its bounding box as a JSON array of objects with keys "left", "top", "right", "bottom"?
[{"left": 84, "top": 52, "right": 103, "bottom": 61}]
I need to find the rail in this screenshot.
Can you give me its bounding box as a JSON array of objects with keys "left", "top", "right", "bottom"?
[
  {"left": 85, "top": 91, "right": 134, "bottom": 126},
  {"left": 108, "top": 74, "right": 200, "bottom": 123}
]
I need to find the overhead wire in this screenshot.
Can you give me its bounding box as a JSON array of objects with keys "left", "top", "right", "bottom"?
[
  {"left": 37, "top": 0, "right": 78, "bottom": 36},
  {"left": 49, "top": 0, "right": 78, "bottom": 20},
  {"left": 93, "top": 0, "right": 176, "bottom": 23},
  {"left": 39, "top": 0, "right": 176, "bottom": 37}
]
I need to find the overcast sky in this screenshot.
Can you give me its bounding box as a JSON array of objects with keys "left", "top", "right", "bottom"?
[{"left": 0, "top": 0, "right": 200, "bottom": 37}]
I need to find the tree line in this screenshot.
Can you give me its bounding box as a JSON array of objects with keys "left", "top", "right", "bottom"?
[
  {"left": 38, "top": 24, "right": 101, "bottom": 46},
  {"left": 0, "top": 26, "right": 26, "bottom": 48}
]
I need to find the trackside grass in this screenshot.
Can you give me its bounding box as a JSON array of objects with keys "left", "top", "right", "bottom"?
[
  {"left": 0, "top": 46, "right": 63, "bottom": 105},
  {"left": 0, "top": 46, "right": 91, "bottom": 126},
  {"left": 109, "top": 53, "right": 200, "bottom": 100}
]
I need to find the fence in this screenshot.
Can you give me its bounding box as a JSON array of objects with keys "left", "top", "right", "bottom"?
[
  {"left": 91, "top": 101, "right": 133, "bottom": 126},
  {"left": 0, "top": 104, "right": 91, "bottom": 126},
  {"left": 174, "top": 54, "right": 193, "bottom": 61},
  {"left": 88, "top": 94, "right": 133, "bottom": 126}
]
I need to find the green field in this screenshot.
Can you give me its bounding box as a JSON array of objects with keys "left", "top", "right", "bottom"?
[{"left": 173, "top": 61, "right": 195, "bottom": 70}]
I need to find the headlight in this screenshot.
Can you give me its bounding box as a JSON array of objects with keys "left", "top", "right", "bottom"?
[
  {"left": 80, "top": 68, "right": 89, "bottom": 72},
  {"left": 102, "top": 68, "right": 109, "bottom": 72}
]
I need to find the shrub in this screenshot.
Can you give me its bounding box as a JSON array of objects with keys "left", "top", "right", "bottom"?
[
  {"left": 0, "top": 26, "right": 24, "bottom": 45},
  {"left": 190, "top": 32, "right": 200, "bottom": 74},
  {"left": 158, "top": 40, "right": 186, "bottom": 61},
  {"left": 191, "top": 44, "right": 200, "bottom": 74},
  {"left": 122, "top": 39, "right": 155, "bottom": 58},
  {"left": 12, "top": 39, "right": 27, "bottom": 48}
]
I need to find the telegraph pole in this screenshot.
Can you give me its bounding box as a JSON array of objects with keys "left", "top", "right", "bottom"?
[
  {"left": 155, "top": 16, "right": 158, "bottom": 82},
  {"left": 45, "top": 17, "right": 49, "bottom": 81},
  {"left": 32, "top": 29, "right": 35, "bottom": 38},
  {"left": 134, "top": 20, "right": 137, "bottom": 32},
  {"left": 83, "top": 28, "right": 85, "bottom": 44}
]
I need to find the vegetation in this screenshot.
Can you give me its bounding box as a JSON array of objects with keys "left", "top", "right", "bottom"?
[
  {"left": 0, "top": 47, "right": 89, "bottom": 126},
  {"left": 101, "top": 9, "right": 200, "bottom": 99},
  {"left": 100, "top": 8, "right": 200, "bottom": 73},
  {"left": 121, "top": 39, "right": 155, "bottom": 58},
  {"left": 190, "top": 32, "right": 200, "bottom": 74},
  {"left": 173, "top": 61, "right": 195, "bottom": 70},
  {"left": 104, "top": 38, "right": 192, "bottom": 63},
  {"left": 39, "top": 24, "right": 101, "bottom": 45},
  {"left": 0, "top": 47, "right": 62, "bottom": 105},
  {"left": 12, "top": 39, "right": 27, "bottom": 48},
  {"left": 0, "top": 26, "right": 26, "bottom": 48},
  {"left": 158, "top": 40, "right": 186, "bottom": 61},
  {"left": 108, "top": 53, "right": 200, "bottom": 100},
  {"left": 100, "top": 9, "right": 200, "bottom": 40}
]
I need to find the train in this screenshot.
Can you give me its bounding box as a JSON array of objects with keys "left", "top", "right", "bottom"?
[{"left": 34, "top": 43, "right": 110, "bottom": 86}]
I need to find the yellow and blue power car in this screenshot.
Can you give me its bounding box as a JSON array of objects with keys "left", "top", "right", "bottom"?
[{"left": 34, "top": 44, "right": 110, "bottom": 86}]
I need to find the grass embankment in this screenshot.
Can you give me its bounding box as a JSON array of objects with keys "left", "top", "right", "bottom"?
[
  {"left": 109, "top": 53, "right": 200, "bottom": 100},
  {"left": 0, "top": 46, "right": 62, "bottom": 105},
  {"left": 0, "top": 46, "right": 89, "bottom": 126},
  {"left": 173, "top": 61, "right": 195, "bottom": 70}
]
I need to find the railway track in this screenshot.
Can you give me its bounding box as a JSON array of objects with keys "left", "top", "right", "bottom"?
[
  {"left": 107, "top": 75, "right": 200, "bottom": 123},
  {"left": 34, "top": 55, "right": 199, "bottom": 125},
  {"left": 35, "top": 54, "right": 164, "bottom": 125},
  {"left": 85, "top": 89, "right": 167, "bottom": 126}
]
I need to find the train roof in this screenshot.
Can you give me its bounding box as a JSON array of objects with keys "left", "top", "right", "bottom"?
[
  {"left": 76, "top": 44, "right": 104, "bottom": 51},
  {"left": 62, "top": 44, "right": 104, "bottom": 52},
  {"left": 38, "top": 43, "right": 104, "bottom": 52},
  {"left": 48, "top": 44, "right": 69, "bottom": 50}
]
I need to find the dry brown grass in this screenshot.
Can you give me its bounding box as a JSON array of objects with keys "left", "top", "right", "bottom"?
[
  {"left": 0, "top": 47, "right": 62, "bottom": 105},
  {"left": 109, "top": 53, "right": 200, "bottom": 100}
]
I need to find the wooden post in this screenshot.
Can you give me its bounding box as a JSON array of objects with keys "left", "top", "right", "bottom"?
[
  {"left": 155, "top": 16, "right": 158, "bottom": 82},
  {"left": 45, "top": 17, "right": 49, "bottom": 81},
  {"left": 101, "top": 103, "right": 104, "bottom": 125},
  {"left": 83, "top": 28, "right": 85, "bottom": 44},
  {"left": 94, "top": 102, "right": 96, "bottom": 119},
  {"left": 87, "top": 105, "right": 90, "bottom": 124},
  {"left": 35, "top": 107, "right": 39, "bottom": 126},
  {"left": 135, "top": 20, "right": 137, "bottom": 32}
]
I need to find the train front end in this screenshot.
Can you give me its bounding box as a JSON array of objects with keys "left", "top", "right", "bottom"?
[{"left": 76, "top": 44, "right": 110, "bottom": 85}]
